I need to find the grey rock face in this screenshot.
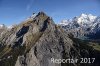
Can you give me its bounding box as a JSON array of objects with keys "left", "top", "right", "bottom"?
[{"left": 14, "top": 12, "right": 74, "bottom": 66}]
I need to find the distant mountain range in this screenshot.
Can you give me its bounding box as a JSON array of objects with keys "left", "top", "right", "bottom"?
[
  {"left": 0, "top": 24, "right": 12, "bottom": 29},
  {"left": 59, "top": 14, "right": 100, "bottom": 39}
]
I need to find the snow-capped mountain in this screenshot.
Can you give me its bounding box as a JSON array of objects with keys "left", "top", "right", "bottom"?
[
  {"left": 59, "top": 13, "right": 100, "bottom": 39},
  {"left": 26, "top": 13, "right": 37, "bottom": 21},
  {"left": 0, "top": 24, "right": 12, "bottom": 29},
  {"left": 59, "top": 19, "right": 72, "bottom": 26},
  {"left": 0, "top": 24, "right": 5, "bottom": 28},
  {"left": 75, "top": 14, "right": 97, "bottom": 25},
  {"left": 60, "top": 14, "right": 97, "bottom": 26}
]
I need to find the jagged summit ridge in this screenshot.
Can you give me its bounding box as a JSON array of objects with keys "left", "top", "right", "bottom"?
[
  {"left": 76, "top": 13, "right": 97, "bottom": 25},
  {"left": 0, "top": 12, "right": 73, "bottom": 66},
  {"left": 60, "top": 13, "right": 97, "bottom": 26},
  {"left": 59, "top": 13, "right": 100, "bottom": 39}
]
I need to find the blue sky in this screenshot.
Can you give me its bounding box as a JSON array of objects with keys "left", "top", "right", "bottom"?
[{"left": 0, "top": 0, "right": 100, "bottom": 26}]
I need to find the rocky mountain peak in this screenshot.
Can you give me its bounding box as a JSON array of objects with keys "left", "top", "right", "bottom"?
[
  {"left": 0, "top": 11, "right": 57, "bottom": 50},
  {"left": 18, "top": 12, "right": 54, "bottom": 34},
  {"left": 0, "top": 12, "right": 73, "bottom": 66},
  {"left": 0, "top": 12, "right": 100, "bottom": 66}
]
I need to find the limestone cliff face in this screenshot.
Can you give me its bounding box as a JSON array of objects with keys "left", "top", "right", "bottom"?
[{"left": 0, "top": 12, "right": 100, "bottom": 66}]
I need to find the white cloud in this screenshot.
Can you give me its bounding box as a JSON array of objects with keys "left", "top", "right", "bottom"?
[{"left": 26, "top": 0, "right": 35, "bottom": 11}]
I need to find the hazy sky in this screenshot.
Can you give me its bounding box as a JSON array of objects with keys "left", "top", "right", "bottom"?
[{"left": 0, "top": 0, "right": 100, "bottom": 25}]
